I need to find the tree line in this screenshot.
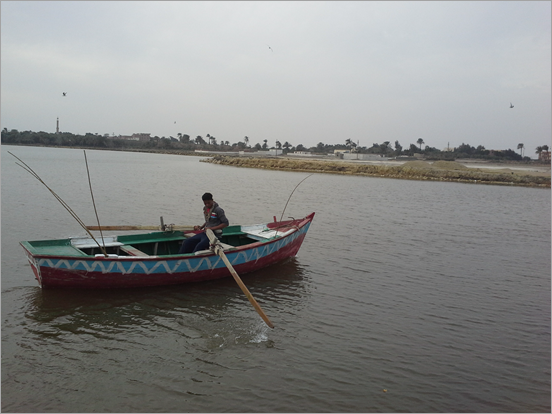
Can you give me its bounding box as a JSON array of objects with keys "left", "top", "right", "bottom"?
[{"left": 1, "top": 128, "right": 549, "bottom": 162}]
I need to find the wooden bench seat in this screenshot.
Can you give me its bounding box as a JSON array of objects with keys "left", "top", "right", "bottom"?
[
  {"left": 119, "top": 245, "right": 150, "bottom": 256},
  {"left": 193, "top": 242, "right": 236, "bottom": 255}
]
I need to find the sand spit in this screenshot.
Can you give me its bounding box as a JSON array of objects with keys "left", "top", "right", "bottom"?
[{"left": 202, "top": 156, "right": 550, "bottom": 188}]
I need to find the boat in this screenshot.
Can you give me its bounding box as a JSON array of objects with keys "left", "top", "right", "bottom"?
[{"left": 20, "top": 213, "right": 315, "bottom": 289}]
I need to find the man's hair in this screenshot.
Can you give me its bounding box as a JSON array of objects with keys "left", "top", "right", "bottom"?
[{"left": 202, "top": 192, "right": 213, "bottom": 201}]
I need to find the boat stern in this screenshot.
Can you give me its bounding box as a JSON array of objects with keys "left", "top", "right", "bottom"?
[{"left": 20, "top": 242, "right": 43, "bottom": 288}]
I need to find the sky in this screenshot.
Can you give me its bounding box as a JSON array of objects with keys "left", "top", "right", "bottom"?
[{"left": 1, "top": 1, "right": 550, "bottom": 157}]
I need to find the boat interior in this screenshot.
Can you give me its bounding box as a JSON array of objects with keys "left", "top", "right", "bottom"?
[
  {"left": 22, "top": 217, "right": 306, "bottom": 258},
  {"left": 23, "top": 224, "right": 293, "bottom": 258},
  {"left": 75, "top": 226, "right": 262, "bottom": 257}
]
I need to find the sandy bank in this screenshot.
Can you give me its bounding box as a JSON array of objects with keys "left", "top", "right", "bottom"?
[{"left": 202, "top": 156, "right": 550, "bottom": 188}]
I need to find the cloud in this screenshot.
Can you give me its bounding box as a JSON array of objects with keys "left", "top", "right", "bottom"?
[{"left": 1, "top": 1, "right": 550, "bottom": 153}]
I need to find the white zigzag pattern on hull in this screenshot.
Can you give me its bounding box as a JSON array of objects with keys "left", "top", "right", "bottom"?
[{"left": 38, "top": 227, "right": 307, "bottom": 275}]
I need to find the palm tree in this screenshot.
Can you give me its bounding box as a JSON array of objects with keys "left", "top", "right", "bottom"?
[
  {"left": 381, "top": 141, "right": 395, "bottom": 155},
  {"left": 394, "top": 140, "right": 403, "bottom": 155},
  {"left": 205, "top": 134, "right": 217, "bottom": 146},
  {"left": 244, "top": 136, "right": 249, "bottom": 147},
  {"left": 517, "top": 143, "right": 524, "bottom": 157},
  {"left": 536, "top": 146, "right": 543, "bottom": 157},
  {"left": 417, "top": 138, "right": 424, "bottom": 151},
  {"left": 345, "top": 138, "right": 357, "bottom": 152},
  {"left": 283, "top": 141, "right": 291, "bottom": 153},
  {"left": 262, "top": 139, "right": 268, "bottom": 149}
]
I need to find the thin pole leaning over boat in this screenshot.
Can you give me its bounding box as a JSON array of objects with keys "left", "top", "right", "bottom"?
[
  {"left": 84, "top": 150, "right": 106, "bottom": 253},
  {"left": 280, "top": 173, "right": 313, "bottom": 222},
  {"left": 206, "top": 229, "right": 274, "bottom": 329},
  {"left": 8, "top": 151, "right": 109, "bottom": 257}
]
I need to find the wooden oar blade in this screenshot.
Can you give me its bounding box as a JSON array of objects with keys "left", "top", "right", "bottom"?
[
  {"left": 217, "top": 248, "right": 275, "bottom": 329},
  {"left": 206, "top": 229, "right": 274, "bottom": 329}
]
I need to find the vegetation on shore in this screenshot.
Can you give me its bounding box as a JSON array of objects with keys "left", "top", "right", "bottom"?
[
  {"left": 2, "top": 128, "right": 550, "bottom": 163},
  {"left": 3, "top": 130, "right": 549, "bottom": 188},
  {"left": 202, "top": 156, "right": 551, "bottom": 188}
]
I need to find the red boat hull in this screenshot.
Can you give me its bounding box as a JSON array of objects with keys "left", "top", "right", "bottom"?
[{"left": 22, "top": 213, "right": 314, "bottom": 289}]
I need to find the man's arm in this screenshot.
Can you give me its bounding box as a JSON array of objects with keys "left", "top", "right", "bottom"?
[{"left": 206, "top": 222, "right": 228, "bottom": 231}]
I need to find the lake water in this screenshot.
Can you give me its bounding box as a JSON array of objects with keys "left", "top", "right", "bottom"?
[{"left": 2, "top": 145, "right": 550, "bottom": 412}]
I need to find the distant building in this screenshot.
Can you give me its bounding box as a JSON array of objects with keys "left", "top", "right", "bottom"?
[
  {"left": 287, "top": 151, "right": 315, "bottom": 157},
  {"left": 267, "top": 149, "right": 283, "bottom": 156},
  {"left": 132, "top": 133, "right": 151, "bottom": 141},
  {"left": 342, "top": 153, "right": 387, "bottom": 161},
  {"left": 116, "top": 135, "right": 138, "bottom": 141},
  {"left": 113, "top": 133, "right": 151, "bottom": 141},
  {"left": 539, "top": 151, "right": 551, "bottom": 162},
  {"left": 443, "top": 142, "right": 454, "bottom": 152}
]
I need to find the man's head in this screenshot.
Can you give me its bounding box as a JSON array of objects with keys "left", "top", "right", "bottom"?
[{"left": 202, "top": 192, "right": 214, "bottom": 208}]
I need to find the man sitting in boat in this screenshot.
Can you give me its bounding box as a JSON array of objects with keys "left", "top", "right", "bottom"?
[{"left": 178, "top": 192, "right": 229, "bottom": 254}]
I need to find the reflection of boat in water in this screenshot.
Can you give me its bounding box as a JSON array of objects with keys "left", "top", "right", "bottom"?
[{"left": 20, "top": 214, "right": 315, "bottom": 289}]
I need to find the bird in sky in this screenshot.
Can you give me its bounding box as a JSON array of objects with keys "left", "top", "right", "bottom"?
[
  {"left": 267, "top": 45, "right": 273, "bottom": 52},
  {"left": 510, "top": 102, "right": 514, "bottom": 108},
  {"left": 62, "top": 92, "right": 66, "bottom": 96}
]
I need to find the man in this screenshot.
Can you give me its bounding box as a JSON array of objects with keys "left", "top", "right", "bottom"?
[{"left": 178, "top": 192, "right": 229, "bottom": 254}]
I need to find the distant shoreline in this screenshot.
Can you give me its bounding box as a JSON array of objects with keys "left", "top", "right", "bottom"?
[{"left": 4, "top": 144, "right": 550, "bottom": 188}]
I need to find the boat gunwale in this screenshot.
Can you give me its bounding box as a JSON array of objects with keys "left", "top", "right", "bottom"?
[{"left": 20, "top": 214, "right": 314, "bottom": 262}]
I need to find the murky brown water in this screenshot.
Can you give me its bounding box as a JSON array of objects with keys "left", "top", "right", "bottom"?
[{"left": 2, "top": 145, "right": 550, "bottom": 412}]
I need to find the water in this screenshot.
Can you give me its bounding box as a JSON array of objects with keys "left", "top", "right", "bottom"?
[{"left": 2, "top": 145, "right": 550, "bottom": 412}]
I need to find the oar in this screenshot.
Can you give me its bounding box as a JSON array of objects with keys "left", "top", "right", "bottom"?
[
  {"left": 86, "top": 225, "right": 195, "bottom": 231},
  {"left": 206, "top": 229, "right": 274, "bottom": 329}
]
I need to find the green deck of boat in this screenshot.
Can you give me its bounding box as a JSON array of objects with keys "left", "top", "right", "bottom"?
[
  {"left": 21, "top": 225, "right": 255, "bottom": 257},
  {"left": 20, "top": 240, "right": 89, "bottom": 257}
]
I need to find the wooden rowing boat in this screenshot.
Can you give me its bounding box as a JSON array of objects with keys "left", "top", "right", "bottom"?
[{"left": 20, "top": 213, "right": 315, "bottom": 289}]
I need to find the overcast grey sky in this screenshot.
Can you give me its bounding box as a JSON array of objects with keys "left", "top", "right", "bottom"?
[{"left": 2, "top": 1, "right": 550, "bottom": 155}]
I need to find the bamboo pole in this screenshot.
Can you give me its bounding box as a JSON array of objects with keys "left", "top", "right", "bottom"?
[{"left": 9, "top": 151, "right": 109, "bottom": 256}]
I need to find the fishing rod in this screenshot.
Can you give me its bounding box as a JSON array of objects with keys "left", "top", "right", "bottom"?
[
  {"left": 279, "top": 173, "right": 314, "bottom": 222},
  {"left": 8, "top": 151, "right": 109, "bottom": 257},
  {"left": 84, "top": 150, "right": 106, "bottom": 251}
]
